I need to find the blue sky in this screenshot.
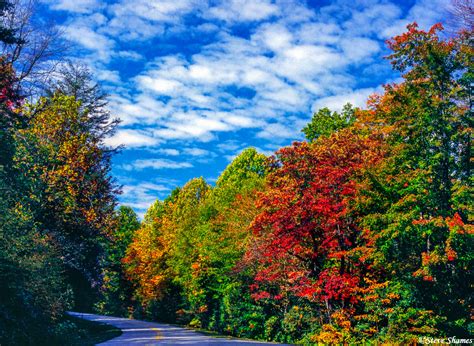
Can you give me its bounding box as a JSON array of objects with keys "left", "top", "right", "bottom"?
[{"left": 38, "top": 0, "right": 450, "bottom": 217}]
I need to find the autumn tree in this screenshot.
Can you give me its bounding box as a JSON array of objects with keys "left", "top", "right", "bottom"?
[
  {"left": 81, "top": 20, "right": 473, "bottom": 346},
  {"left": 164, "top": 178, "right": 211, "bottom": 321},
  {"left": 123, "top": 150, "right": 269, "bottom": 334},
  {"left": 246, "top": 128, "right": 383, "bottom": 334},
  {"left": 0, "top": 57, "right": 71, "bottom": 344},
  {"left": 0, "top": 4, "right": 119, "bottom": 341},
  {"left": 47, "top": 62, "right": 120, "bottom": 139},
  {"left": 123, "top": 191, "right": 184, "bottom": 321},
  {"left": 98, "top": 206, "right": 140, "bottom": 316},
  {"left": 355, "top": 23, "right": 473, "bottom": 340},
  {"left": 15, "top": 93, "right": 119, "bottom": 310},
  {"left": 181, "top": 148, "right": 268, "bottom": 332}
]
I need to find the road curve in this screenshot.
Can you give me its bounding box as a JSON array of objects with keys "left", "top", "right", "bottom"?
[{"left": 68, "top": 312, "right": 289, "bottom": 345}]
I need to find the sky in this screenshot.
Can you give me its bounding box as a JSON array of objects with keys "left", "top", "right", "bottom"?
[{"left": 37, "top": 0, "right": 451, "bottom": 218}]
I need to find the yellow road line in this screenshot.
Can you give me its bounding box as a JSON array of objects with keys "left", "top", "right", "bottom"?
[{"left": 152, "top": 327, "right": 162, "bottom": 341}]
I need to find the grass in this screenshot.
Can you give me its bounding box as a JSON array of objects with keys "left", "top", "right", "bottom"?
[{"left": 58, "top": 315, "right": 122, "bottom": 345}]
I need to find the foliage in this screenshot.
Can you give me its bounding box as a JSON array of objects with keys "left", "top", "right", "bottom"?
[
  {"left": 176, "top": 149, "right": 267, "bottom": 330},
  {"left": 123, "top": 196, "right": 182, "bottom": 321},
  {"left": 0, "top": 1, "right": 22, "bottom": 45},
  {"left": 14, "top": 93, "right": 118, "bottom": 310},
  {"left": 123, "top": 149, "right": 269, "bottom": 333},
  {"left": 302, "top": 103, "right": 356, "bottom": 141},
  {"left": 1, "top": 52, "right": 119, "bottom": 343},
  {"left": 0, "top": 194, "right": 71, "bottom": 344},
  {"left": 97, "top": 206, "right": 140, "bottom": 316},
  {"left": 356, "top": 23, "right": 473, "bottom": 340},
  {"left": 248, "top": 131, "right": 383, "bottom": 304},
  {"left": 0, "top": 57, "right": 70, "bottom": 344},
  {"left": 47, "top": 61, "right": 120, "bottom": 139}
]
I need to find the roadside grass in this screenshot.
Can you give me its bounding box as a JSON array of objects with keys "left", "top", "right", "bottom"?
[
  {"left": 48, "top": 314, "right": 122, "bottom": 345},
  {"left": 185, "top": 327, "right": 284, "bottom": 344}
]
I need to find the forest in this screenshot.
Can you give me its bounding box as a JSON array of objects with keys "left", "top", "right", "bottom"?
[{"left": 0, "top": 0, "right": 472, "bottom": 344}]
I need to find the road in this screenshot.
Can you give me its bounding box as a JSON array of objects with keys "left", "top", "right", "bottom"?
[{"left": 68, "top": 312, "right": 289, "bottom": 345}]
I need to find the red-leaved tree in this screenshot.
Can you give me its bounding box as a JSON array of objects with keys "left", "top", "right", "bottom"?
[{"left": 246, "top": 127, "right": 384, "bottom": 314}]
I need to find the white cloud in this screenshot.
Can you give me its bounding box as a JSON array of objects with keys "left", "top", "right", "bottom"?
[
  {"left": 343, "top": 3, "right": 403, "bottom": 37},
  {"left": 206, "top": 0, "right": 279, "bottom": 22},
  {"left": 297, "top": 22, "right": 341, "bottom": 45},
  {"left": 138, "top": 76, "right": 183, "bottom": 94},
  {"left": 183, "top": 148, "right": 211, "bottom": 156},
  {"left": 252, "top": 23, "right": 293, "bottom": 51},
  {"left": 123, "top": 159, "right": 193, "bottom": 171},
  {"left": 110, "top": 0, "right": 199, "bottom": 22},
  {"left": 152, "top": 115, "right": 231, "bottom": 141},
  {"left": 108, "top": 94, "right": 171, "bottom": 126},
  {"left": 118, "top": 17, "right": 377, "bottom": 143},
  {"left": 311, "top": 87, "right": 381, "bottom": 113},
  {"left": 408, "top": 0, "right": 450, "bottom": 29},
  {"left": 260, "top": 87, "right": 306, "bottom": 107},
  {"left": 154, "top": 148, "right": 181, "bottom": 156},
  {"left": 340, "top": 37, "right": 380, "bottom": 62},
  {"left": 120, "top": 182, "right": 172, "bottom": 217},
  {"left": 104, "top": 0, "right": 204, "bottom": 41},
  {"left": 106, "top": 16, "right": 165, "bottom": 41},
  {"left": 42, "top": 0, "right": 103, "bottom": 13},
  {"left": 216, "top": 140, "right": 244, "bottom": 152},
  {"left": 122, "top": 182, "right": 169, "bottom": 194},
  {"left": 57, "top": 0, "right": 408, "bottom": 149},
  {"left": 380, "top": 0, "right": 449, "bottom": 39},
  {"left": 62, "top": 24, "right": 115, "bottom": 61},
  {"left": 96, "top": 69, "right": 121, "bottom": 83},
  {"left": 105, "top": 129, "right": 160, "bottom": 148},
  {"left": 257, "top": 122, "right": 300, "bottom": 140},
  {"left": 223, "top": 114, "right": 259, "bottom": 127},
  {"left": 277, "top": 45, "right": 345, "bottom": 78},
  {"left": 115, "top": 50, "right": 144, "bottom": 61},
  {"left": 63, "top": 26, "right": 112, "bottom": 51}
]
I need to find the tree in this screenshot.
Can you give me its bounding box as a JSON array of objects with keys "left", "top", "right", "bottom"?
[
  {"left": 0, "top": 4, "right": 119, "bottom": 340},
  {"left": 0, "top": 56, "right": 70, "bottom": 345},
  {"left": 123, "top": 194, "right": 183, "bottom": 321},
  {"left": 60, "top": 20, "right": 473, "bottom": 345},
  {"left": 165, "top": 178, "right": 211, "bottom": 320},
  {"left": 302, "top": 103, "right": 356, "bottom": 142},
  {"left": 247, "top": 130, "right": 383, "bottom": 308},
  {"left": 356, "top": 23, "right": 473, "bottom": 340},
  {"left": 181, "top": 148, "right": 268, "bottom": 331},
  {"left": 15, "top": 93, "right": 119, "bottom": 310},
  {"left": 0, "top": 0, "right": 65, "bottom": 93},
  {"left": 0, "top": 198, "right": 69, "bottom": 344},
  {"left": 123, "top": 150, "right": 269, "bottom": 332},
  {"left": 448, "top": 0, "right": 474, "bottom": 31},
  {"left": 98, "top": 206, "right": 140, "bottom": 316},
  {"left": 0, "top": 56, "right": 20, "bottom": 174},
  {"left": 47, "top": 62, "right": 120, "bottom": 139},
  {"left": 0, "top": 1, "right": 22, "bottom": 45}
]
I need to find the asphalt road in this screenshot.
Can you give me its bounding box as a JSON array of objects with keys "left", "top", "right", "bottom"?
[{"left": 68, "top": 312, "right": 289, "bottom": 345}]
